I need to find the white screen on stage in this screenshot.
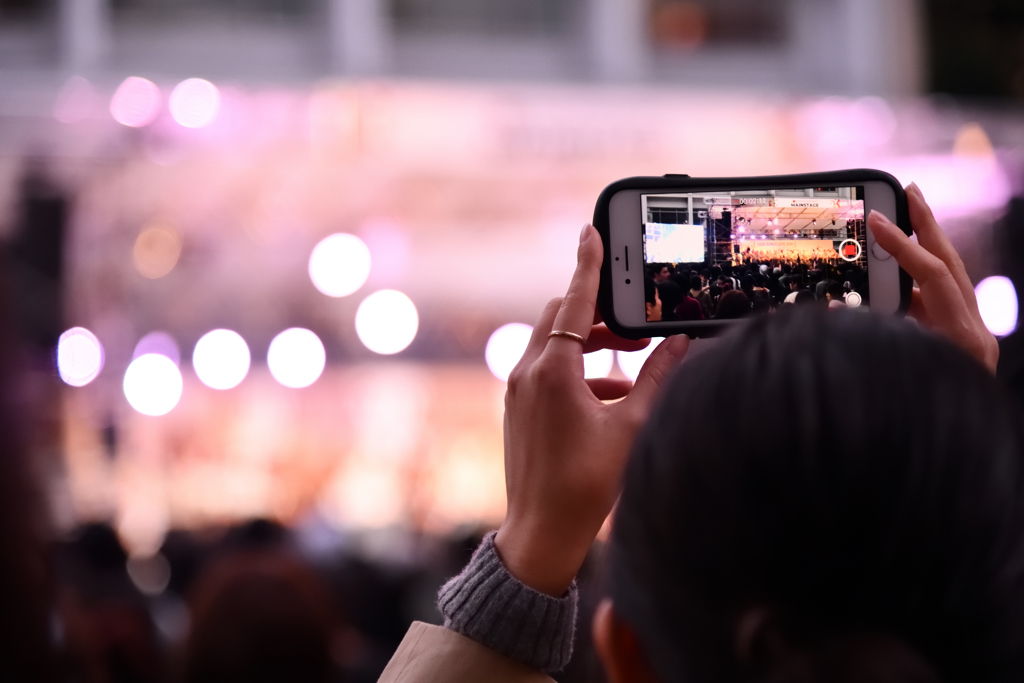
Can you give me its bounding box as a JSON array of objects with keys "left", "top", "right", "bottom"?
[{"left": 644, "top": 223, "right": 705, "bottom": 264}]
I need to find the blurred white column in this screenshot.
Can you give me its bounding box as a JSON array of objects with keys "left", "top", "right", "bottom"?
[
  {"left": 328, "top": 0, "right": 392, "bottom": 76},
  {"left": 58, "top": 0, "right": 112, "bottom": 71},
  {"left": 842, "top": 0, "right": 926, "bottom": 96},
  {"left": 587, "top": 0, "right": 651, "bottom": 81}
]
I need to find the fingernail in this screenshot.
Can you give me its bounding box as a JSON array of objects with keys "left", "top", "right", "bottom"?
[
  {"left": 868, "top": 209, "right": 890, "bottom": 225},
  {"left": 580, "top": 224, "right": 592, "bottom": 244},
  {"left": 908, "top": 182, "right": 921, "bottom": 197},
  {"left": 668, "top": 334, "right": 690, "bottom": 355}
]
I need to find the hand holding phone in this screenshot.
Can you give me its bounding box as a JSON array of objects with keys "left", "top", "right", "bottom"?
[
  {"left": 869, "top": 183, "right": 999, "bottom": 373},
  {"left": 493, "top": 226, "right": 690, "bottom": 598}
]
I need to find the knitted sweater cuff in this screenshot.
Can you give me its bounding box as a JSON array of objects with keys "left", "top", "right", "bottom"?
[{"left": 437, "top": 531, "right": 578, "bottom": 673}]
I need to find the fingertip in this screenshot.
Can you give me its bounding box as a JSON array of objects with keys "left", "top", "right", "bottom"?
[
  {"left": 577, "top": 224, "right": 603, "bottom": 265},
  {"left": 667, "top": 333, "right": 690, "bottom": 357}
]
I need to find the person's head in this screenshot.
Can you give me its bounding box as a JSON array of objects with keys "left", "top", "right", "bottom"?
[
  {"left": 794, "top": 289, "right": 818, "bottom": 306},
  {"left": 182, "top": 552, "right": 338, "bottom": 683},
  {"left": 826, "top": 281, "right": 846, "bottom": 302},
  {"left": 713, "top": 289, "right": 749, "bottom": 319},
  {"left": 719, "top": 277, "right": 734, "bottom": 293},
  {"left": 654, "top": 265, "right": 671, "bottom": 283},
  {"left": 645, "top": 278, "right": 662, "bottom": 322},
  {"left": 596, "top": 308, "right": 1024, "bottom": 683},
  {"left": 657, "top": 281, "right": 684, "bottom": 321},
  {"left": 789, "top": 277, "right": 801, "bottom": 290},
  {"left": 740, "top": 275, "right": 755, "bottom": 293},
  {"left": 690, "top": 276, "right": 703, "bottom": 293}
]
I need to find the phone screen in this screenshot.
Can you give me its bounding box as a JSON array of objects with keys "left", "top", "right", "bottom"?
[{"left": 640, "top": 186, "right": 867, "bottom": 322}]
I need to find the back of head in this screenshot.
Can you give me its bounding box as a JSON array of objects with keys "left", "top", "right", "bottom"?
[
  {"left": 610, "top": 308, "right": 1024, "bottom": 683},
  {"left": 183, "top": 552, "right": 337, "bottom": 683}
]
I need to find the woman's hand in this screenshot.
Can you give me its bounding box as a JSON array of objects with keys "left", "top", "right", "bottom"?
[
  {"left": 869, "top": 183, "right": 999, "bottom": 374},
  {"left": 493, "top": 225, "right": 690, "bottom": 597}
]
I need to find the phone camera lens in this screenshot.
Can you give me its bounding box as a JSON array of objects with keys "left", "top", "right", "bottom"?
[{"left": 625, "top": 279, "right": 631, "bottom": 284}]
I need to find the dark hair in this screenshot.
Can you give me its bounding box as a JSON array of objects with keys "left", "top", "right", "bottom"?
[
  {"left": 609, "top": 308, "right": 1024, "bottom": 683},
  {"left": 827, "top": 281, "right": 846, "bottom": 299},
  {"left": 794, "top": 289, "right": 818, "bottom": 306},
  {"left": 714, "top": 289, "right": 749, "bottom": 319},
  {"left": 645, "top": 278, "right": 658, "bottom": 306},
  {"left": 183, "top": 552, "right": 337, "bottom": 683},
  {"left": 657, "top": 281, "right": 685, "bottom": 321},
  {"left": 690, "top": 276, "right": 703, "bottom": 291}
]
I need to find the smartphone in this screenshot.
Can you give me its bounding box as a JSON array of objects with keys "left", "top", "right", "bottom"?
[{"left": 594, "top": 170, "right": 913, "bottom": 339}]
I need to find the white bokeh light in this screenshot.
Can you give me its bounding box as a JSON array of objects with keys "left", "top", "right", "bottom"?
[
  {"left": 583, "top": 348, "right": 614, "bottom": 379},
  {"left": 485, "top": 323, "right": 533, "bottom": 381},
  {"left": 110, "top": 77, "right": 161, "bottom": 128},
  {"left": 192, "top": 329, "right": 251, "bottom": 390},
  {"left": 355, "top": 290, "right": 419, "bottom": 355},
  {"left": 267, "top": 328, "right": 326, "bottom": 388},
  {"left": 123, "top": 354, "right": 183, "bottom": 416},
  {"left": 308, "top": 233, "right": 372, "bottom": 297},
  {"left": 975, "top": 276, "right": 1018, "bottom": 337},
  {"left": 134, "top": 331, "right": 180, "bottom": 365},
  {"left": 616, "top": 338, "right": 665, "bottom": 382},
  {"left": 169, "top": 78, "right": 220, "bottom": 128},
  {"left": 57, "top": 327, "right": 104, "bottom": 387}
]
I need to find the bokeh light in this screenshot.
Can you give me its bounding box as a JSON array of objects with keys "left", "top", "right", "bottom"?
[
  {"left": 57, "top": 327, "right": 104, "bottom": 387},
  {"left": 134, "top": 331, "right": 181, "bottom": 366},
  {"left": 355, "top": 290, "right": 419, "bottom": 355},
  {"left": 133, "top": 225, "right": 182, "bottom": 279},
  {"left": 192, "top": 329, "right": 251, "bottom": 390},
  {"left": 308, "top": 233, "right": 371, "bottom": 297},
  {"left": 169, "top": 78, "right": 221, "bottom": 128},
  {"left": 123, "top": 354, "right": 183, "bottom": 416},
  {"left": 485, "top": 323, "right": 533, "bottom": 381},
  {"left": 110, "top": 76, "right": 162, "bottom": 128},
  {"left": 267, "top": 328, "right": 326, "bottom": 388},
  {"left": 975, "top": 276, "right": 1018, "bottom": 337},
  {"left": 616, "top": 338, "right": 664, "bottom": 382},
  {"left": 583, "top": 348, "right": 614, "bottom": 379}
]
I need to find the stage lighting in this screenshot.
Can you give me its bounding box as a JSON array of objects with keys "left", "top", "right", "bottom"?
[
  {"left": 308, "top": 233, "right": 371, "bottom": 297},
  {"left": 57, "top": 327, "right": 104, "bottom": 387},
  {"left": 123, "top": 354, "right": 183, "bottom": 416},
  {"left": 110, "top": 77, "right": 161, "bottom": 128},
  {"left": 169, "top": 78, "right": 220, "bottom": 128},
  {"left": 975, "top": 276, "right": 1018, "bottom": 336},
  {"left": 192, "top": 329, "right": 250, "bottom": 390},
  {"left": 485, "top": 323, "right": 533, "bottom": 381},
  {"left": 617, "top": 339, "right": 664, "bottom": 381},
  {"left": 355, "top": 290, "right": 419, "bottom": 355},
  {"left": 134, "top": 331, "right": 180, "bottom": 366},
  {"left": 267, "top": 328, "right": 326, "bottom": 388}
]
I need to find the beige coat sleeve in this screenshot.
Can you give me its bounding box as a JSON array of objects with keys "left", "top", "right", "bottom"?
[{"left": 378, "top": 622, "right": 556, "bottom": 683}]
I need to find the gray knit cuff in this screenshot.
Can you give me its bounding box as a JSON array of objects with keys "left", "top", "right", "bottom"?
[{"left": 438, "top": 531, "right": 578, "bottom": 673}]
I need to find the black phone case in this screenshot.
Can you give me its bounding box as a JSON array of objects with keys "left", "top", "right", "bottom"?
[{"left": 593, "top": 169, "right": 913, "bottom": 340}]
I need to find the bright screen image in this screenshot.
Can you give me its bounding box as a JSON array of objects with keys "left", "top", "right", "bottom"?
[{"left": 641, "top": 186, "right": 867, "bottom": 322}]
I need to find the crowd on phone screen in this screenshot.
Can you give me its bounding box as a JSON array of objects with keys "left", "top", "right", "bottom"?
[{"left": 644, "top": 258, "right": 867, "bottom": 322}]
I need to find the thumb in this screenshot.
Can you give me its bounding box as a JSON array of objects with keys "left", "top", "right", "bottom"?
[{"left": 622, "top": 334, "right": 690, "bottom": 415}]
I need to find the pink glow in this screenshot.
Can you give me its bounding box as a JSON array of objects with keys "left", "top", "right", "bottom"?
[
  {"left": 169, "top": 78, "right": 220, "bottom": 129},
  {"left": 54, "top": 76, "right": 98, "bottom": 124},
  {"left": 110, "top": 77, "right": 162, "bottom": 128},
  {"left": 882, "top": 156, "right": 1012, "bottom": 220}
]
